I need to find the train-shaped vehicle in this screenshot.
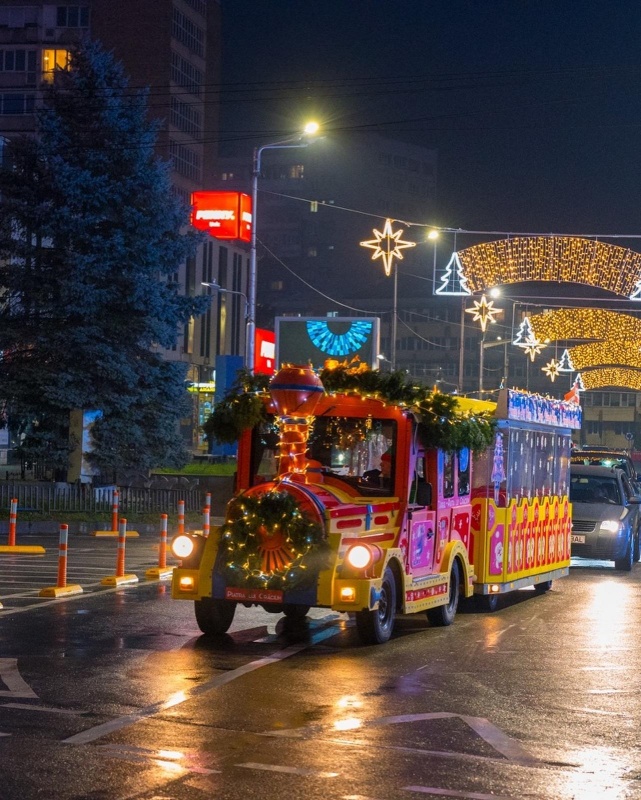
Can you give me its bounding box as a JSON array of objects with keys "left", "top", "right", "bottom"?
[{"left": 171, "top": 364, "right": 581, "bottom": 644}]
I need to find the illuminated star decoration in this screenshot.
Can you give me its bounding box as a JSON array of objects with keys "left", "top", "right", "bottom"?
[
  {"left": 465, "top": 294, "right": 503, "bottom": 333},
  {"left": 523, "top": 338, "right": 545, "bottom": 362},
  {"left": 542, "top": 358, "right": 561, "bottom": 382},
  {"left": 360, "top": 218, "right": 416, "bottom": 277}
]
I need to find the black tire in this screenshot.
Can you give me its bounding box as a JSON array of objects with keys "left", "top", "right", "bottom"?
[
  {"left": 634, "top": 531, "right": 640, "bottom": 563},
  {"left": 614, "top": 535, "right": 634, "bottom": 572},
  {"left": 194, "top": 597, "right": 236, "bottom": 635},
  {"left": 355, "top": 566, "right": 397, "bottom": 645},
  {"left": 427, "top": 560, "right": 460, "bottom": 626},
  {"left": 474, "top": 592, "right": 499, "bottom": 611},
  {"left": 282, "top": 603, "right": 310, "bottom": 620},
  {"left": 533, "top": 580, "right": 552, "bottom": 595}
]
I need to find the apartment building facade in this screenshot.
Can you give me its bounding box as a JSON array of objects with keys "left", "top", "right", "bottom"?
[{"left": 0, "top": 0, "right": 247, "bottom": 452}]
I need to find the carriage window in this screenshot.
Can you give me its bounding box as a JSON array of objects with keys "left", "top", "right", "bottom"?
[
  {"left": 458, "top": 448, "right": 470, "bottom": 496},
  {"left": 443, "top": 451, "right": 454, "bottom": 498}
]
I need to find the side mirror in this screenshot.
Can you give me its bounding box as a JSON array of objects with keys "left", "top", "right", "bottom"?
[
  {"left": 415, "top": 480, "right": 432, "bottom": 507},
  {"left": 628, "top": 495, "right": 641, "bottom": 504}
]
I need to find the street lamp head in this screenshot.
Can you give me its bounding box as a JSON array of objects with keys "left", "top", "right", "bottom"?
[
  {"left": 304, "top": 121, "right": 320, "bottom": 136},
  {"left": 427, "top": 229, "right": 439, "bottom": 241},
  {"left": 488, "top": 286, "right": 501, "bottom": 298}
]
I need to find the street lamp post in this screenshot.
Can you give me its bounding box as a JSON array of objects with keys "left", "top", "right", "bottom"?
[
  {"left": 247, "top": 122, "right": 320, "bottom": 374},
  {"left": 202, "top": 281, "right": 248, "bottom": 357}
]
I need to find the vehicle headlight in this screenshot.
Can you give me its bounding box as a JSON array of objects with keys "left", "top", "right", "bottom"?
[
  {"left": 599, "top": 520, "right": 622, "bottom": 534},
  {"left": 345, "top": 544, "right": 382, "bottom": 571},
  {"left": 171, "top": 534, "right": 197, "bottom": 559}
]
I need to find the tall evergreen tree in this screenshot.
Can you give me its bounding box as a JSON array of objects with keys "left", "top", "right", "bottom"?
[{"left": 0, "top": 39, "right": 209, "bottom": 477}]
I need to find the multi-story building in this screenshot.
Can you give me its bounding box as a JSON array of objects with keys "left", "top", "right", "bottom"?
[{"left": 0, "top": 0, "right": 247, "bottom": 452}]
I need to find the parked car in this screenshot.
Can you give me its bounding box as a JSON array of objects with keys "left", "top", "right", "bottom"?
[
  {"left": 570, "top": 448, "right": 641, "bottom": 492},
  {"left": 569, "top": 464, "right": 641, "bottom": 571}
]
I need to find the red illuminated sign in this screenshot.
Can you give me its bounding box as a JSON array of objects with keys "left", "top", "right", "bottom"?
[
  {"left": 191, "top": 192, "right": 253, "bottom": 242},
  {"left": 254, "top": 328, "right": 276, "bottom": 375}
]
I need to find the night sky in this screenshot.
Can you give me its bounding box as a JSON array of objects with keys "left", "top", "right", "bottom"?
[{"left": 219, "top": 1, "right": 641, "bottom": 242}]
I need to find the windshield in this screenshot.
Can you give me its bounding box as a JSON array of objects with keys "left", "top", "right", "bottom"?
[
  {"left": 251, "top": 414, "right": 397, "bottom": 493},
  {"left": 570, "top": 475, "right": 622, "bottom": 505}
]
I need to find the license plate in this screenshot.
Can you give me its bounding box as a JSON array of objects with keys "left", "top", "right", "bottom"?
[{"left": 571, "top": 534, "right": 586, "bottom": 544}]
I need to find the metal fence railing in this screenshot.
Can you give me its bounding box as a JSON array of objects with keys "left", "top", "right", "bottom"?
[{"left": 0, "top": 483, "right": 205, "bottom": 515}]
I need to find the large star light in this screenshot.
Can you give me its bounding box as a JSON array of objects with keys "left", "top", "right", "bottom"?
[
  {"left": 523, "top": 338, "right": 545, "bottom": 362},
  {"left": 542, "top": 358, "right": 561, "bottom": 382},
  {"left": 464, "top": 294, "right": 503, "bottom": 332},
  {"left": 360, "top": 218, "right": 416, "bottom": 276}
]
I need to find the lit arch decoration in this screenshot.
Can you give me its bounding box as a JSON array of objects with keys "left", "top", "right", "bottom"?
[
  {"left": 438, "top": 237, "right": 641, "bottom": 299},
  {"left": 529, "top": 308, "right": 641, "bottom": 344},
  {"left": 580, "top": 368, "right": 641, "bottom": 391},
  {"left": 567, "top": 341, "right": 641, "bottom": 371}
]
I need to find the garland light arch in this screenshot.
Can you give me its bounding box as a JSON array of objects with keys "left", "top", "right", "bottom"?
[
  {"left": 579, "top": 368, "right": 641, "bottom": 391},
  {"left": 437, "top": 237, "right": 641, "bottom": 299}
]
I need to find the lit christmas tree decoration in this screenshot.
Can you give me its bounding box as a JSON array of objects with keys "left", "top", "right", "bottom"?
[
  {"left": 557, "top": 349, "right": 574, "bottom": 372},
  {"left": 435, "top": 251, "right": 471, "bottom": 295},
  {"left": 513, "top": 316, "right": 536, "bottom": 347},
  {"left": 464, "top": 294, "right": 503, "bottom": 332},
  {"left": 360, "top": 218, "right": 416, "bottom": 276}
]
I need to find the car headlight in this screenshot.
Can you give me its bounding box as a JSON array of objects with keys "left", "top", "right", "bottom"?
[
  {"left": 345, "top": 544, "right": 382, "bottom": 571},
  {"left": 599, "top": 520, "right": 622, "bottom": 534},
  {"left": 171, "top": 534, "right": 197, "bottom": 559}
]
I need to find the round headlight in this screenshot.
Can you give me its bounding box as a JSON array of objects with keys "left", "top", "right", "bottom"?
[
  {"left": 346, "top": 544, "right": 374, "bottom": 570},
  {"left": 172, "top": 534, "right": 195, "bottom": 559}
]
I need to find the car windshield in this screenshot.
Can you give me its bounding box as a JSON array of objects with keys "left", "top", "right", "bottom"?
[
  {"left": 570, "top": 476, "right": 622, "bottom": 505},
  {"left": 571, "top": 455, "right": 630, "bottom": 471}
]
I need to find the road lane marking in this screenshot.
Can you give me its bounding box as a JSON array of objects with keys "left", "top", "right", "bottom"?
[
  {"left": 263, "top": 711, "right": 537, "bottom": 765},
  {"left": 63, "top": 623, "right": 342, "bottom": 745},
  {"left": 0, "top": 658, "right": 38, "bottom": 698},
  {"left": 97, "top": 743, "right": 220, "bottom": 775},
  {"left": 238, "top": 762, "right": 338, "bottom": 778},
  {"left": 404, "top": 787, "right": 515, "bottom": 799}
]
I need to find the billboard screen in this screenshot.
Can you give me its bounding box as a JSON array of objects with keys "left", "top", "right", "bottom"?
[
  {"left": 190, "top": 191, "right": 252, "bottom": 242},
  {"left": 255, "top": 328, "right": 276, "bottom": 375},
  {"left": 275, "top": 317, "right": 380, "bottom": 370}
]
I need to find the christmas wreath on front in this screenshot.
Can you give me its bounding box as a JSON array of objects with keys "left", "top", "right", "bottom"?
[{"left": 219, "top": 491, "right": 331, "bottom": 591}]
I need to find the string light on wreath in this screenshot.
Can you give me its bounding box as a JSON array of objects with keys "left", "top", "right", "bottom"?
[
  {"left": 465, "top": 294, "right": 503, "bottom": 333},
  {"left": 360, "top": 218, "right": 416, "bottom": 277},
  {"left": 220, "top": 491, "right": 331, "bottom": 591}
]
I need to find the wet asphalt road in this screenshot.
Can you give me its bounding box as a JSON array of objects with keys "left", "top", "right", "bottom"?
[{"left": 0, "top": 548, "right": 639, "bottom": 800}]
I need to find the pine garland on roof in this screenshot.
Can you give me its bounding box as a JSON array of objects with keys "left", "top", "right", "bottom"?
[{"left": 203, "top": 361, "right": 495, "bottom": 453}]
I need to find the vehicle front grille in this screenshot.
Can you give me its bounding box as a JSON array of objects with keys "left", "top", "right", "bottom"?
[{"left": 571, "top": 519, "right": 598, "bottom": 533}]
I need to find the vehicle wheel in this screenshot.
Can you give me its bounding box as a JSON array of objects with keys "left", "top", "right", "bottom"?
[
  {"left": 533, "top": 580, "right": 553, "bottom": 595},
  {"left": 614, "top": 536, "right": 634, "bottom": 572},
  {"left": 634, "top": 532, "right": 640, "bottom": 563},
  {"left": 427, "top": 560, "right": 460, "bottom": 626},
  {"left": 282, "top": 603, "right": 310, "bottom": 620},
  {"left": 355, "top": 566, "right": 397, "bottom": 645},
  {"left": 474, "top": 592, "right": 499, "bottom": 611},
  {"left": 194, "top": 597, "right": 236, "bottom": 635}
]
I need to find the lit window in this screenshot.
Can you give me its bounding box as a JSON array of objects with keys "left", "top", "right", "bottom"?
[{"left": 42, "top": 49, "right": 71, "bottom": 82}]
